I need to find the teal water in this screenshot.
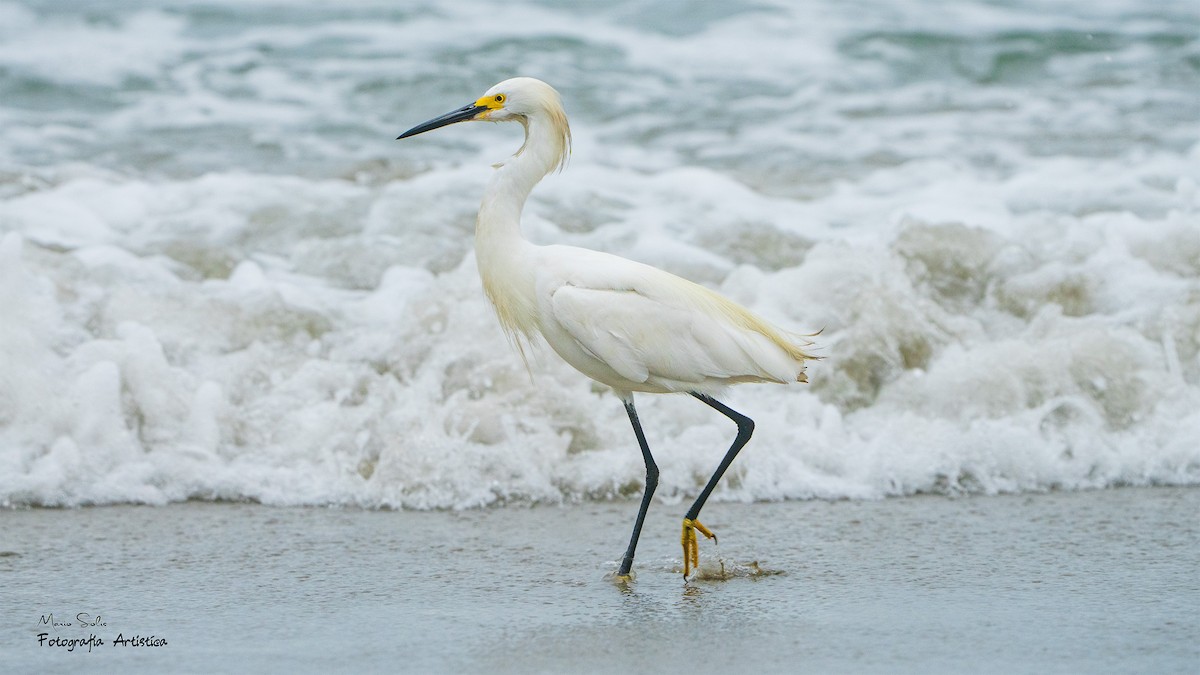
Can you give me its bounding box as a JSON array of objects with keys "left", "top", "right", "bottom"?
[{"left": 3, "top": 1, "right": 1198, "bottom": 181}]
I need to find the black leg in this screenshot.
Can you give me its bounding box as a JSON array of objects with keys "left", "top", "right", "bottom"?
[
  {"left": 617, "top": 396, "right": 659, "bottom": 577},
  {"left": 685, "top": 393, "right": 755, "bottom": 522}
]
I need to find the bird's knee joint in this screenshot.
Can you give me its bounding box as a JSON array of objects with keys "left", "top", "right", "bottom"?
[{"left": 739, "top": 418, "right": 755, "bottom": 436}]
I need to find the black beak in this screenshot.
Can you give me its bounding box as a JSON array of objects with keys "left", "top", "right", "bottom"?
[{"left": 397, "top": 103, "right": 489, "bottom": 140}]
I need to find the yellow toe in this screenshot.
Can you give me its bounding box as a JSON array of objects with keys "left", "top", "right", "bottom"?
[{"left": 681, "top": 518, "right": 717, "bottom": 578}]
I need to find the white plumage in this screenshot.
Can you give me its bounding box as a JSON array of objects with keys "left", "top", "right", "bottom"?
[
  {"left": 399, "top": 77, "right": 815, "bottom": 580},
  {"left": 540, "top": 248, "right": 809, "bottom": 392}
]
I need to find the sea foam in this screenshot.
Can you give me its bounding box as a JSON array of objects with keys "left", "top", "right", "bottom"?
[{"left": 1, "top": 0, "right": 1198, "bottom": 507}]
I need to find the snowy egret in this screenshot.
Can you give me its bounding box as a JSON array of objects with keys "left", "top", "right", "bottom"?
[{"left": 399, "top": 77, "right": 816, "bottom": 579}]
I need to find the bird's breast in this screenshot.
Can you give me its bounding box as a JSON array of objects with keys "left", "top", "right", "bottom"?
[{"left": 475, "top": 238, "right": 541, "bottom": 344}]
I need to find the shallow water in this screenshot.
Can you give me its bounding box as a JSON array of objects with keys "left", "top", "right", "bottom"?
[
  {"left": 1, "top": 0, "right": 1199, "bottom": 508},
  {"left": 2, "top": 488, "right": 1197, "bottom": 673}
]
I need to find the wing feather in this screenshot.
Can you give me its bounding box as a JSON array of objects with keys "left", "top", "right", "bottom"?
[{"left": 549, "top": 283, "right": 796, "bottom": 386}]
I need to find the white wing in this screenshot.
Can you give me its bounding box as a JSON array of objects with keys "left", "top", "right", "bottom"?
[{"left": 543, "top": 250, "right": 804, "bottom": 388}]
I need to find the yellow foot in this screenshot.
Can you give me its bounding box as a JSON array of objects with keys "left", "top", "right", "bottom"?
[{"left": 681, "top": 518, "right": 717, "bottom": 577}]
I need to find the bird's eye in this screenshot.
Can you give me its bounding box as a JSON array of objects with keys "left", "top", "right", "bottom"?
[{"left": 494, "top": 94, "right": 505, "bottom": 103}]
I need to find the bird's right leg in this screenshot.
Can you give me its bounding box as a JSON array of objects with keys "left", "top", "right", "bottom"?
[
  {"left": 616, "top": 395, "right": 659, "bottom": 579},
  {"left": 680, "top": 392, "right": 755, "bottom": 577}
]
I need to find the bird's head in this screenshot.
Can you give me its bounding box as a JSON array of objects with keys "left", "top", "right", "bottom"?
[
  {"left": 398, "top": 77, "right": 565, "bottom": 137},
  {"left": 396, "top": 75, "right": 568, "bottom": 171}
]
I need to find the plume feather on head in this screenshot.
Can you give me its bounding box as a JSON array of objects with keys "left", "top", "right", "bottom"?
[{"left": 487, "top": 77, "right": 572, "bottom": 174}]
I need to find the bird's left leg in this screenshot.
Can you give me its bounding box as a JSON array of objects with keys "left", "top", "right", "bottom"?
[
  {"left": 681, "top": 392, "right": 755, "bottom": 577},
  {"left": 616, "top": 395, "right": 659, "bottom": 579}
]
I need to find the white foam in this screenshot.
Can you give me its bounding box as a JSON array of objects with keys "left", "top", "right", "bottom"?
[
  {"left": 1, "top": 0, "right": 1197, "bottom": 508},
  {"left": 0, "top": 9, "right": 187, "bottom": 87}
]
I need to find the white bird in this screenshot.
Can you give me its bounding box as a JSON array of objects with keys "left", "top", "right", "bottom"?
[{"left": 398, "top": 77, "right": 815, "bottom": 579}]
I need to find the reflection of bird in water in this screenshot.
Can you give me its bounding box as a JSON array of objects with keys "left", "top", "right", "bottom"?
[{"left": 399, "top": 77, "right": 816, "bottom": 579}]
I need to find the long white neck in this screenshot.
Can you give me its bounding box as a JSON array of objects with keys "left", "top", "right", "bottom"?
[
  {"left": 475, "top": 112, "right": 566, "bottom": 341},
  {"left": 476, "top": 114, "right": 564, "bottom": 247}
]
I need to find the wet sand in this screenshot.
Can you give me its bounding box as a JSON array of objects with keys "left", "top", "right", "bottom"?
[{"left": 2, "top": 487, "right": 1197, "bottom": 674}]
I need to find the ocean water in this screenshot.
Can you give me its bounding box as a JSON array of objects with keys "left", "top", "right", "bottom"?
[
  {"left": 1, "top": 0, "right": 1198, "bottom": 508},
  {"left": 4, "top": 489, "right": 1198, "bottom": 674}
]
